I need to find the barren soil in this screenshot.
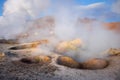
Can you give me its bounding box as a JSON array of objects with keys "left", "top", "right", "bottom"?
[{"left": 0, "top": 43, "right": 120, "bottom": 80}]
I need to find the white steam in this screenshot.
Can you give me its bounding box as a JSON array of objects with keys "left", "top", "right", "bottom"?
[
  {"left": 76, "top": 22, "right": 120, "bottom": 61},
  {"left": 0, "top": 0, "right": 120, "bottom": 61},
  {"left": 52, "top": 1, "right": 120, "bottom": 61},
  {"left": 0, "top": 0, "right": 50, "bottom": 39},
  {"left": 112, "top": 0, "right": 120, "bottom": 14}
]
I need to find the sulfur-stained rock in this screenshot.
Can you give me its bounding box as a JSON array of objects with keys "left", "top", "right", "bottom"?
[
  {"left": 82, "top": 58, "right": 108, "bottom": 70},
  {"left": 0, "top": 52, "right": 5, "bottom": 58},
  {"left": 57, "top": 56, "right": 81, "bottom": 68},
  {"left": 9, "top": 43, "right": 38, "bottom": 50},
  {"left": 108, "top": 48, "right": 120, "bottom": 56},
  {"left": 33, "top": 55, "right": 51, "bottom": 63},
  {"left": 20, "top": 55, "right": 51, "bottom": 64},
  {"left": 56, "top": 39, "right": 82, "bottom": 53},
  {"left": 9, "top": 40, "right": 48, "bottom": 50},
  {"left": 0, "top": 52, "right": 5, "bottom": 61}
]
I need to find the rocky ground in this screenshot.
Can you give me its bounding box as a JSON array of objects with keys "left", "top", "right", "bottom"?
[{"left": 0, "top": 43, "right": 120, "bottom": 80}]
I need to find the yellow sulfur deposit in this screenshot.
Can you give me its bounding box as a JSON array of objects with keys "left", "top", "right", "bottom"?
[
  {"left": 0, "top": 52, "right": 5, "bottom": 57},
  {"left": 56, "top": 39, "right": 82, "bottom": 53},
  {"left": 108, "top": 48, "right": 120, "bottom": 56},
  {"left": 57, "top": 56, "right": 81, "bottom": 68}
]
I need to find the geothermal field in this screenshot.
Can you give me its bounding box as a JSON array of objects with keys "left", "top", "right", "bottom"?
[
  {"left": 0, "top": 0, "right": 120, "bottom": 80},
  {"left": 0, "top": 17, "right": 120, "bottom": 80}
]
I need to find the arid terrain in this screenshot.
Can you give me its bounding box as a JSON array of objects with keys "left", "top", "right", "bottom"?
[
  {"left": 0, "top": 0, "right": 120, "bottom": 80},
  {"left": 0, "top": 42, "right": 120, "bottom": 80},
  {"left": 0, "top": 17, "right": 120, "bottom": 80}
]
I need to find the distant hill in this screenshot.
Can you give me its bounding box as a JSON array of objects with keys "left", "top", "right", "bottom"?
[{"left": 104, "top": 22, "right": 120, "bottom": 33}]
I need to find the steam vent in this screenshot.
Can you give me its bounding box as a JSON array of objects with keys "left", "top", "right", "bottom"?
[
  {"left": 0, "top": 39, "right": 119, "bottom": 80},
  {"left": 0, "top": 0, "right": 120, "bottom": 80}
]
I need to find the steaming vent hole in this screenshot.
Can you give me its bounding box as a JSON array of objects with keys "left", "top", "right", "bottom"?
[
  {"left": 56, "top": 56, "right": 109, "bottom": 70},
  {"left": 19, "top": 54, "right": 109, "bottom": 70},
  {"left": 9, "top": 44, "right": 38, "bottom": 50},
  {"left": 9, "top": 40, "right": 48, "bottom": 50},
  {"left": 20, "top": 55, "right": 52, "bottom": 64}
]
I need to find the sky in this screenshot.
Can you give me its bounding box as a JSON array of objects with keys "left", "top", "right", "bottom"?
[
  {"left": 0, "top": 0, "right": 5, "bottom": 15},
  {"left": 74, "top": 0, "right": 119, "bottom": 22},
  {"left": 0, "top": 0, "right": 120, "bottom": 22},
  {"left": 74, "top": 0, "right": 115, "bottom": 5}
]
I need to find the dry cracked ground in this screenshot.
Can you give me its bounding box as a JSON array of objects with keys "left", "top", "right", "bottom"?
[{"left": 0, "top": 43, "right": 120, "bottom": 80}]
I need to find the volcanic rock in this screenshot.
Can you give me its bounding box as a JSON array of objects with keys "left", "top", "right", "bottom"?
[
  {"left": 82, "top": 58, "right": 108, "bottom": 70},
  {"left": 57, "top": 56, "right": 81, "bottom": 68}
]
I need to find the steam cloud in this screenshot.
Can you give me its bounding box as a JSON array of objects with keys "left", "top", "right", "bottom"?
[
  {"left": 0, "top": 0, "right": 50, "bottom": 39},
  {"left": 0, "top": 0, "right": 120, "bottom": 61},
  {"left": 112, "top": 0, "right": 120, "bottom": 14}
]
